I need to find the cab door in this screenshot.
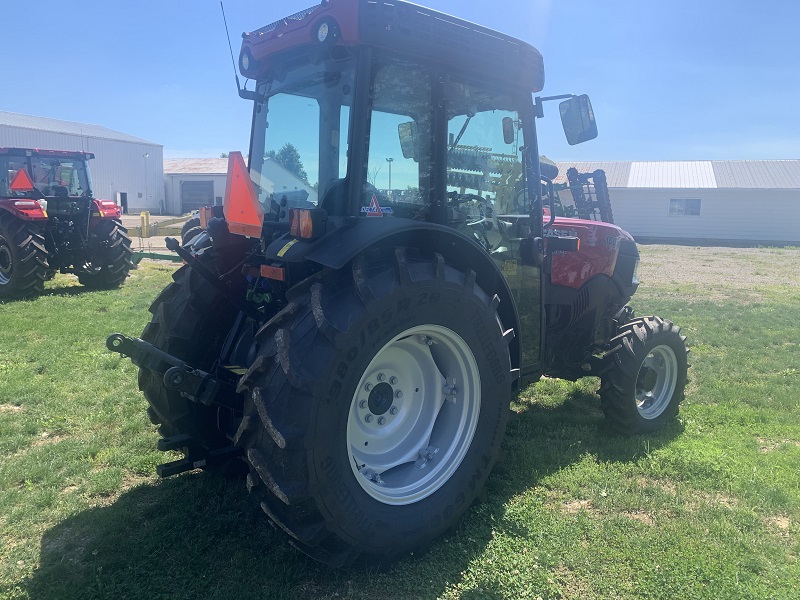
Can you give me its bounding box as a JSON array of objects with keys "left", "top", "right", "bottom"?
[{"left": 441, "top": 79, "right": 544, "bottom": 377}]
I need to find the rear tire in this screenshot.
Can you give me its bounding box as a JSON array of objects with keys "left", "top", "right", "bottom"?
[
  {"left": 181, "top": 216, "right": 202, "bottom": 246},
  {"left": 599, "top": 316, "right": 687, "bottom": 434},
  {"left": 235, "top": 248, "right": 513, "bottom": 567},
  {"left": 77, "top": 219, "right": 133, "bottom": 289},
  {"left": 0, "top": 211, "right": 48, "bottom": 298},
  {"left": 138, "top": 250, "right": 243, "bottom": 460}
]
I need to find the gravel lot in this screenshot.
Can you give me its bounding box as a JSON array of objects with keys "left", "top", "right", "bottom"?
[{"left": 637, "top": 244, "right": 800, "bottom": 290}]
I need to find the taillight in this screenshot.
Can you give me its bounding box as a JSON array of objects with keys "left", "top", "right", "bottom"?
[
  {"left": 289, "top": 208, "right": 327, "bottom": 239},
  {"left": 97, "top": 200, "right": 120, "bottom": 218},
  {"left": 13, "top": 200, "right": 47, "bottom": 218}
]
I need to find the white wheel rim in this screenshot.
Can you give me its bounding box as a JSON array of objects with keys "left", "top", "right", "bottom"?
[
  {"left": 635, "top": 344, "right": 678, "bottom": 419},
  {"left": 347, "top": 324, "right": 481, "bottom": 505}
]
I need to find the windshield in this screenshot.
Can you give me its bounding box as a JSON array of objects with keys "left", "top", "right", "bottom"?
[
  {"left": 250, "top": 55, "right": 355, "bottom": 214},
  {"left": 1, "top": 155, "right": 91, "bottom": 198}
]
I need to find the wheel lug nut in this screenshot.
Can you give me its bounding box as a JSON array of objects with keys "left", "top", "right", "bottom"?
[
  {"left": 378, "top": 416, "right": 386, "bottom": 425},
  {"left": 365, "top": 414, "right": 373, "bottom": 423},
  {"left": 395, "top": 390, "right": 403, "bottom": 399},
  {"left": 377, "top": 373, "right": 386, "bottom": 382},
  {"left": 359, "top": 400, "right": 367, "bottom": 409},
  {"left": 364, "top": 382, "right": 373, "bottom": 391},
  {"left": 389, "top": 376, "right": 398, "bottom": 385},
  {"left": 390, "top": 406, "right": 399, "bottom": 415}
]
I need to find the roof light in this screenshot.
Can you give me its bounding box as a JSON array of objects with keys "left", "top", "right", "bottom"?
[
  {"left": 317, "top": 21, "right": 329, "bottom": 42},
  {"left": 313, "top": 18, "right": 340, "bottom": 44}
]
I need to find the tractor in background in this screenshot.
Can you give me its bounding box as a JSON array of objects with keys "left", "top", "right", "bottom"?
[{"left": 0, "top": 148, "right": 133, "bottom": 297}]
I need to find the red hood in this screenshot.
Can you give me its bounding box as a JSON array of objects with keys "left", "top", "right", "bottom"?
[{"left": 545, "top": 216, "right": 635, "bottom": 289}]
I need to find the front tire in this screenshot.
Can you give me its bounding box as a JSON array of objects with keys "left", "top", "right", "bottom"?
[
  {"left": 0, "top": 211, "right": 48, "bottom": 298},
  {"left": 599, "top": 316, "right": 688, "bottom": 434},
  {"left": 77, "top": 219, "right": 133, "bottom": 289},
  {"left": 235, "top": 248, "right": 514, "bottom": 567}
]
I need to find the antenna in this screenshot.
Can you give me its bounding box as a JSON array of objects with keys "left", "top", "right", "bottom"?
[
  {"left": 220, "top": 2, "right": 243, "bottom": 94},
  {"left": 220, "top": 2, "right": 260, "bottom": 101}
]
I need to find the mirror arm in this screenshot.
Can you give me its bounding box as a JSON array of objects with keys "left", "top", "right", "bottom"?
[
  {"left": 533, "top": 94, "right": 576, "bottom": 119},
  {"left": 542, "top": 176, "right": 555, "bottom": 229}
]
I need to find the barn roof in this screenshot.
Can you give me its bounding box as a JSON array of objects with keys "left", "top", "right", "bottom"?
[
  {"left": 164, "top": 158, "right": 229, "bottom": 175},
  {"left": 0, "top": 111, "right": 158, "bottom": 146},
  {"left": 555, "top": 160, "right": 800, "bottom": 189}
]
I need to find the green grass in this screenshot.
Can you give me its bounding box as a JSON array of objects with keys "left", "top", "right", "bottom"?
[{"left": 1, "top": 247, "right": 799, "bottom": 599}]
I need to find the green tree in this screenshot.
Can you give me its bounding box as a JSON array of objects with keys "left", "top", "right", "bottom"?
[{"left": 266, "top": 143, "right": 308, "bottom": 184}]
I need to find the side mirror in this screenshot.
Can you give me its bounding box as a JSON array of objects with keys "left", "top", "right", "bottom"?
[
  {"left": 501, "top": 117, "right": 515, "bottom": 145},
  {"left": 398, "top": 121, "right": 418, "bottom": 161},
  {"left": 559, "top": 94, "right": 597, "bottom": 145}
]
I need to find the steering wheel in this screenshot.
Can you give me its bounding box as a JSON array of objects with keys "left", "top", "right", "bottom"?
[{"left": 451, "top": 193, "right": 493, "bottom": 220}]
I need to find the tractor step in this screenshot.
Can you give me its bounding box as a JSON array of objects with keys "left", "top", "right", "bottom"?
[{"left": 156, "top": 434, "right": 243, "bottom": 477}]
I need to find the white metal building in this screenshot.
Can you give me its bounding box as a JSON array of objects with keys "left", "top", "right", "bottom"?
[
  {"left": 164, "top": 157, "right": 315, "bottom": 214},
  {"left": 0, "top": 110, "right": 163, "bottom": 215},
  {"left": 555, "top": 160, "right": 800, "bottom": 244}
]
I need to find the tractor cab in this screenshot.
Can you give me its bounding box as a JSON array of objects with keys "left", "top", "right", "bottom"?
[
  {"left": 1, "top": 148, "right": 95, "bottom": 219},
  {"left": 236, "top": 0, "right": 597, "bottom": 379}
]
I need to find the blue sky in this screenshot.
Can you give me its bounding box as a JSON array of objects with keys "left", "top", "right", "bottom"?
[{"left": 3, "top": 0, "right": 798, "bottom": 161}]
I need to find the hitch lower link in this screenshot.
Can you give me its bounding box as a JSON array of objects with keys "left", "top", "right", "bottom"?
[
  {"left": 106, "top": 333, "right": 244, "bottom": 477},
  {"left": 106, "top": 333, "right": 241, "bottom": 410}
]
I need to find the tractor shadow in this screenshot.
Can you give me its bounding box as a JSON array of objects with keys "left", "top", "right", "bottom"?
[{"left": 20, "top": 386, "right": 682, "bottom": 600}]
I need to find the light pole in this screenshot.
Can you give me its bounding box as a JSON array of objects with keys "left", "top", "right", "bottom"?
[
  {"left": 142, "top": 153, "right": 149, "bottom": 213},
  {"left": 386, "top": 157, "right": 393, "bottom": 193}
]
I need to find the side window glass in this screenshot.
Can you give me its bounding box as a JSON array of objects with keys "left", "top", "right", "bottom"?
[
  {"left": 366, "top": 59, "right": 432, "bottom": 219},
  {"left": 262, "top": 94, "right": 319, "bottom": 206},
  {"left": 447, "top": 108, "right": 525, "bottom": 218}
]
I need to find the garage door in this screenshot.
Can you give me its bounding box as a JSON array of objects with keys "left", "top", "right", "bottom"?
[{"left": 180, "top": 181, "right": 214, "bottom": 213}]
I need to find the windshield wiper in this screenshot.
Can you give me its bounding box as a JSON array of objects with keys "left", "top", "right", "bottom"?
[{"left": 450, "top": 116, "right": 472, "bottom": 150}]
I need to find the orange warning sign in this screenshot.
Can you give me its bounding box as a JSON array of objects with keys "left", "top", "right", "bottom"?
[
  {"left": 223, "top": 151, "right": 263, "bottom": 238},
  {"left": 9, "top": 169, "right": 34, "bottom": 192}
]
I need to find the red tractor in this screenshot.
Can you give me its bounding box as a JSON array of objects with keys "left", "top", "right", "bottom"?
[
  {"left": 0, "top": 148, "right": 133, "bottom": 297},
  {"left": 109, "top": 0, "right": 688, "bottom": 567}
]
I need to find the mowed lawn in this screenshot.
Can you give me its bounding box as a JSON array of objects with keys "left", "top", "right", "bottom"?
[{"left": 1, "top": 246, "right": 798, "bottom": 599}]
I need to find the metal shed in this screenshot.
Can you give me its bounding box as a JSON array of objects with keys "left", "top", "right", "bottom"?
[
  {"left": 0, "top": 111, "right": 163, "bottom": 215},
  {"left": 164, "top": 157, "right": 315, "bottom": 215},
  {"left": 555, "top": 160, "right": 800, "bottom": 244}
]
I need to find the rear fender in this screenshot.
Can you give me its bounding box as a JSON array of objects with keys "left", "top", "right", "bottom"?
[
  {"left": 267, "top": 218, "right": 522, "bottom": 371},
  {"left": 89, "top": 199, "right": 122, "bottom": 228},
  {"left": 0, "top": 198, "right": 48, "bottom": 221}
]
